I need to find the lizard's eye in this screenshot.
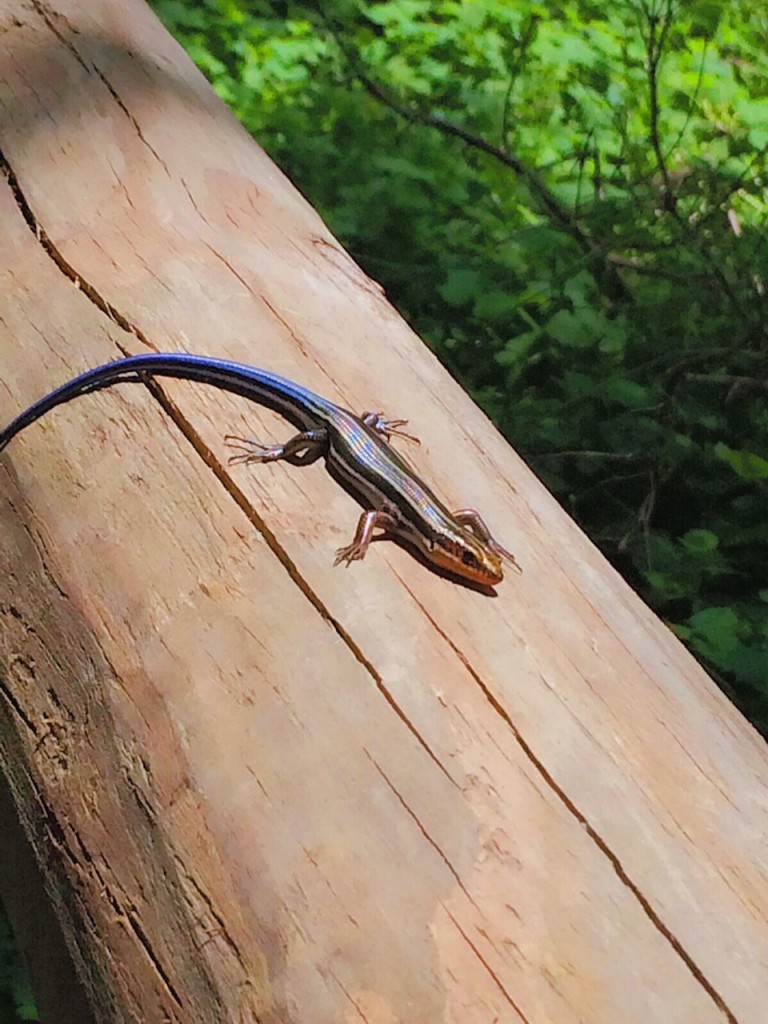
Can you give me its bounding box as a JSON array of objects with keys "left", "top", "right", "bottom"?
[{"left": 462, "top": 550, "right": 478, "bottom": 567}]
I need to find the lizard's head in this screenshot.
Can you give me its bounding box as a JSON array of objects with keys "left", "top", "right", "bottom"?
[{"left": 429, "top": 531, "right": 505, "bottom": 586}]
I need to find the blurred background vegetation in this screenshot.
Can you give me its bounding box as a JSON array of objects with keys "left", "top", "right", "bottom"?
[
  {"left": 0, "top": 906, "right": 36, "bottom": 1022},
  {"left": 3, "top": 0, "right": 766, "bottom": 1017}
]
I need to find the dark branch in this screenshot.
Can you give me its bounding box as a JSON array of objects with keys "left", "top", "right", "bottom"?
[
  {"left": 640, "top": 0, "right": 744, "bottom": 314},
  {"left": 357, "top": 72, "right": 595, "bottom": 255}
]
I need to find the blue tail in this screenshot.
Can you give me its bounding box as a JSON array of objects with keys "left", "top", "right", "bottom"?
[{"left": 0, "top": 353, "right": 336, "bottom": 452}]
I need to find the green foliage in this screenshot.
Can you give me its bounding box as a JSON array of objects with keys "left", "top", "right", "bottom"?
[
  {"left": 0, "top": 903, "right": 38, "bottom": 1022},
  {"left": 149, "top": 0, "right": 768, "bottom": 731}
]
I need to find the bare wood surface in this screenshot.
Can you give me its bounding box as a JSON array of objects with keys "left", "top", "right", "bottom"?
[{"left": 1, "top": 1, "right": 767, "bottom": 1022}]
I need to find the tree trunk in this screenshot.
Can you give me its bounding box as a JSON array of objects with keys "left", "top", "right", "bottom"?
[{"left": 1, "top": 2, "right": 766, "bottom": 1022}]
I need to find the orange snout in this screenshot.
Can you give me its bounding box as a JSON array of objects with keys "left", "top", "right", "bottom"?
[{"left": 429, "top": 537, "right": 505, "bottom": 586}]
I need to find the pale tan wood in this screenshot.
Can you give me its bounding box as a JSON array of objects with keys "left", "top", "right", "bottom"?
[{"left": 0, "top": 1, "right": 766, "bottom": 1022}]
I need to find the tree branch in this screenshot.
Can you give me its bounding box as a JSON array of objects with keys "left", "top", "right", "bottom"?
[
  {"left": 640, "top": 0, "right": 744, "bottom": 314},
  {"left": 356, "top": 72, "right": 595, "bottom": 254},
  {"left": 643, "top": 0, "right": 676, "bottom": 207}
]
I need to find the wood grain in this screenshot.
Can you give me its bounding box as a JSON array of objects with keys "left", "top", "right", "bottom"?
[{"left": 0, "top": 2, "right": 766, "bottom": 1021}]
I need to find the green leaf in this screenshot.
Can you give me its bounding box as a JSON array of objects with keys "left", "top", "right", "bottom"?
[
  {"left": 688, "top": 607, "right": 741, "bottom": 653},
  {"left": 689, "top": 0, "right": 722, "bottom": 35},
  {"left": 438, "top": 269, "right": 484, "bottom": 307},
  {"left": 715, "top": 443, "right": 768, "bottom": 480},
  {"left": 602, "top": 379, "right": 651, "bottom": 408},
  {"left": 546, "top": 307, "right": 603, "bottom": 347},
  {"left": 563, "top": 271, "right": 595, "bottom": 307},
  {"left": 739, "top": 99, "right": 768, "bottom": 128},
  {"left": 681, "top": 529, "right": 719, "bottom": 553},
  {"left": 646, "top": 571, "right": 689, "bottom": 600},
  {"left": 496, "top": 331, "right": 538, "bottom": 366},
  {"left": 473, "top": 290, "right": 518, "bottom": 320},
  {"left": 726, "top": 644, "right": 768, "bottom": 686},
  {"left": 562, "top": 370, "right": 594, "bottom": 397},
  {"left": 374, "top": 155, "right": 433, "bottom": 181}
]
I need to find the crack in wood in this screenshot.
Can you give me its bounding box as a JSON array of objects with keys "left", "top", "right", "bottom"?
[
  {"left": 125, "top": 909, "right": 184, "bottom": 1008},
  {"left": 327, "top": 967, "right": 372, "bottom": 1023},
  {"left": 203, "top": 241, "right": 258, "bottom": 298},
  {"left": 173, "top": 856, "right": 247, "bottom": 969},
  {"left": 50, "top": 812, "right": 185, "bottom": 1010},
  {"left": 443, "top": 904, "right": 532, "bottom": 1024},
  {"left": 29, "top": 0, "right": 88, "bottom": 73},
  {"left": 401, "top": 579, "right": 740, "bottom": 1024},
  {"left": 366, "top": 750, "right": 479, "bottom": 910},
  {"left": 0, "top": 148, "right": 155, "bottom": 350},
  {"left": 30, "top": 0, "right": 174, "bottom": 189},
  {"left": 180, "top": 177, "right": 208, "bottom": 223},
  {"left": 0, "top": 676, "right": 38, "bottom": 734},
  {"left": 259, "top": 294, "right": 310, "bottom": 359},
  {"left": 90, "top": 63, "right": 172, "bottom": 176}
]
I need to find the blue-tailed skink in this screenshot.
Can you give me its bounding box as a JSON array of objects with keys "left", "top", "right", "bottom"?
[{"left": 0, "top": 353, "right": 519, "bottom": 586}]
